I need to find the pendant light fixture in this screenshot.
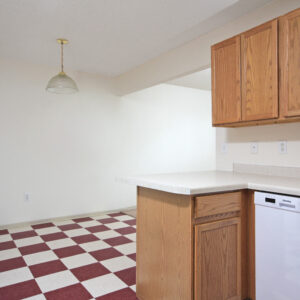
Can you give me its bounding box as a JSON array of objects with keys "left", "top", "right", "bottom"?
[{"left": 46, "top": 38, "right": 79, "bottom": 94}]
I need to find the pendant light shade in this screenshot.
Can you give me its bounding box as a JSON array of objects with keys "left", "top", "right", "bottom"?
[{"left": 46, "top": 39, "right": 78, "bottom": 94}]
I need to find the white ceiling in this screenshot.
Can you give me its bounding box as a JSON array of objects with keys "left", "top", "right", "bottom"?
[
  {"left": 0, "top": 0, "right": 273, "bottom": 77},
  {"left": 168, "top": 69, "right": 211, "bottom": 90}
]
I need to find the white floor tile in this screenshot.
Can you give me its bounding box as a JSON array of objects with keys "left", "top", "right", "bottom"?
[
  {"left": 46, "top": 238, "right": 76, "bottom": 250},
  {"left": 101, "top": 256, "right": 135, "bottom": 273},
  {"left": 0, "top": 267, "right": 33, "bottom": 288},
  {"left": 53, "top": 219, "right": 75, "bottom": 226},
  {"left": 78, "top": 220, "right": 101, "bottom": 228},
  {"left": 79, "top": 240, "right": 110, "bottom": 252},
  {"left": 115, "top": 242, "right": 136, "bottom": 255},
  {"left": 105, "top": 222, "right": 129, "bottom": 230},
  {"left": 0, "top": 248, "right": 21, "bottom": 261},
  {"left": 14, "top": 236, "right": 44, "bottom": 248},
  {"left": 64, "top": 228, "right": 90, "bottom": 238},
  {"left": 0, "top": 234, "right": 12, "bottom": 243},
  {"left": 35, "top": 227, "right": 61, "bottom": 235},
  {"left": 82, "top": 273, "right": 127, "bottom": 297},
  {"left": 95, "top": 215, "right": 110, "bottom": 220},
  {"left": 61, "top": 253, "right": 97, "bottom": 269},
  {"left": 125, "top": 233, "right": 136, "bottom": 242},
  {"left": 23, "top": 250, "right": 58, "bottom": 266},
  {"left": 36, "top": 270, "right": 78, "bottom": 293},
  {"left": 9, "top": 226, "right": 33, "bottom": 234},
  {"left": 130, "top": 285, "right": 136, "bottom": 292},
  {"left": 115, "top": 215, "right": 134, "bottom": 222},
  {"left": 94, "top": 230, "right": 120, "bottom": 240}
]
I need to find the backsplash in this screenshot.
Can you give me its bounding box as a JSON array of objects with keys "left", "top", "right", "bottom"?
[
  {"left": 233, "top": 163, "right": 300, "bottom": 179},
  {"left": 216, "top": 122, "right": 300, "bottom": 172}
]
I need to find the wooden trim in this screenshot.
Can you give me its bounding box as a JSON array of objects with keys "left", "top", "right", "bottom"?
[
  {"left": 213, "top": 115, "right": 300, "bottom": 127},
  {"left": 194, "top": 211, "right": 240, "bottom": 225},
  {"left": 195, "top": 191, "right": 241, "bottom": 218}
]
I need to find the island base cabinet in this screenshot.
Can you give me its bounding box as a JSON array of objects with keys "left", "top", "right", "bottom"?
[{"left": 194, "top": 217, "right": 241, "bottom": 300}]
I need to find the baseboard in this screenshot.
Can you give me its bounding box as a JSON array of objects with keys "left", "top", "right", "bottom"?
[{"left": 0, "top": 205, "right": 137, "bottom": 230}]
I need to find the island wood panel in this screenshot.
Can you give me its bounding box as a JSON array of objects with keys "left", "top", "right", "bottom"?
[
  {"left": 212, "top": 36, "right": 241, "bottom": 125},
  {"left": 195, "top": 191, "right": 241, "bottom": 218},
  {"left": 194, "top": 217, "right": 241, "bottom": 300},
  {"left": 136, "top": 187, "right": 193, "bottom": 300},
  {"left": 280, "top": 8, "right": 300, "bottom": 118},
  {"left": 241, "top": 19, "right": 278, "bottom": 121}
]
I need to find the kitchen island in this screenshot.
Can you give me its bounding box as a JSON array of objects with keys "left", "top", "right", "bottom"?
[{"left": 123, "top": 167, "right": 300, "bottom": 300}]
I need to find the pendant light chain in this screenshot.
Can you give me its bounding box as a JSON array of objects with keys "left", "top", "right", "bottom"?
[{"left": 61, "top": 41, "right": 64, "bottom": 73}]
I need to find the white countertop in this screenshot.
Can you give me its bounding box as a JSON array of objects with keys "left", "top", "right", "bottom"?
[{"left": 122, "top": 170, "right": 300, "bottom": 196}]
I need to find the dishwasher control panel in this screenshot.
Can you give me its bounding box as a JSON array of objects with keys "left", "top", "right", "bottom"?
[{"left": 254, "top": 191, "right": 300, "bottom": 213}]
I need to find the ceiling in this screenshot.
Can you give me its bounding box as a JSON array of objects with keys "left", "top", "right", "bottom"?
[
  {"left": 0, "top": 0, "right": 273, "bottom": 77},
  {"left": 168, "top": 69, "right": 211, "bottom": 90}
]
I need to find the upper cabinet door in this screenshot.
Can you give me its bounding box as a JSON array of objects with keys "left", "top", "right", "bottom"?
[
  {"left": 211, "top": 36, "right": 241, "bottom": 125},
  {"left": 241, "top": 20, "right": 278, "bottom": 121},
  {"left": 280, "top": 9, "right": 300, "bottom": 117}
]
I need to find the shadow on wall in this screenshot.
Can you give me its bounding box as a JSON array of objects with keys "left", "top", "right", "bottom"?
[{"left": 223, "top": 122, "right": 300, "bottom": 143}]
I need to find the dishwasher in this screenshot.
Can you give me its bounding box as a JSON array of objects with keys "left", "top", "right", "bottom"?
[{"left": 255, "top": 191, "right": 300, "bottom": 300}]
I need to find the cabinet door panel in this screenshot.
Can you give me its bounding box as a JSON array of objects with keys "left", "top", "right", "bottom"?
[
  {"left": 241, "top": 20, "right": 278, "bottom": 121},
  {"left": 212, "top": 36, "right": 241, "bottom": 125},
  {"left": 280, "top": 9, "right": 300, "bottom": 117},
  {"left": 195, "top": 218, "right": 241, "bottom": 300}
]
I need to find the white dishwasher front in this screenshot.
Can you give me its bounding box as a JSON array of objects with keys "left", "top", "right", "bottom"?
[{"left": 255, "top": 191, "right": 300, "bottom": 300}]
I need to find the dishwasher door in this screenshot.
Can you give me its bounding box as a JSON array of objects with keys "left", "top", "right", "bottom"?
[{"left": 255, "top": 192, "right": 300, "bottom": 300}]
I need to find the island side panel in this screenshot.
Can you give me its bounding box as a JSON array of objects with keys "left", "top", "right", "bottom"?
[{"left": 136, "top": 187, "right": 193, "bottom": 300}]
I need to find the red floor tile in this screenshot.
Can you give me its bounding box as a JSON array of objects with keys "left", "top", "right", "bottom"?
[
  {"left": 90, "top": 248, "right": 123, "bottom": 261},
  {"left": 98, "top": 218, "right": 117, "bottom": 224},
  {"left": 104, "top": 236, "right": 132, "bottom": 246},
  {"left": 72, "top": 234, "right": 99, "bottom": 244},
  {"left": 32, "top": 222, "right": 55, "bottom": 229},
  {"left": 58, "top": 223, "right": 81, "bottom": 231},
  {"left": 0, "top": 215, "right": 137, "bottom": 299},
  {"left": 127, "top": 253, "right": 136, "bottom": 262},
  {"left": 11, "top": 230, "right": 37, "bottom": 240},
  {"left": 0, "top": 279, "right": 41, "bottom": 300},
  {"left": 54, "top": 245, "right": 85, "bottom": 258},
  {"left": 0, "top": 240, "right": 16, "bottom": 251},
  {"left": 19, "top": 243, "right": 50, "bottom": 255},
  {"left": 96, "top": 288, "right": 138, "bottom": 300},
  {"left": 44, "top": 283, "right": 92, "bottom": 300},
  {"left": 72, "top": 217, "right": 93, "bottom": 223},
  {"left": 71, "top": 262, "right": 110, "bottom": 281},
  {"left": 40, "top": 231, "right": 67, "bottom": 242},
  {"left": 115, "top": 226, "right": 136, "bottom": 235},
  {"left": 29, "top": 260, "right": 67, "bottom": 278},
  {"left": 86, "top": 225, "right": 109, "bottom": 233},
  {"left": 0, "top": 257, "right": 26, "bottom": 272},
  {"left": 115, "top": 267, "right": 136, "bottom": 286},
  {"left": 124, "top": 220, "right": 136, "bottom": 226},
  {"left": 108, "top": 212, "right": 125, "bottom": 217}
]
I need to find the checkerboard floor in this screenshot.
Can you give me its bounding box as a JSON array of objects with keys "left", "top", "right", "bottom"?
[{"left": 0, "top": 213, "right": 138, "bottom": 299}]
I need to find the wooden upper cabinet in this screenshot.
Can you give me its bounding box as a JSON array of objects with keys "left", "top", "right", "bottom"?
[
  {"left": 280, "top": 8, "right": 300, "bottom": 117},
  {"left": 241, "top": 20, "right": 278, "bottom": 121},
  {"left": 211, "top": 36, "right": 241, "bottom": 125},
  {"left": 194, "top": 218, "right": 241, "bottom": 300}
]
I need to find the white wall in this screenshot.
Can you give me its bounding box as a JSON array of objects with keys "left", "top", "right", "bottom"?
[
  {"left": 216, "top": 124, "right": 300, "bottom": 170},
  {"left": 0, "top": 58, "right": 215, "bottom": 225},
  {"left": 114, "top": 0, "right": 299, "bottom": 95}
]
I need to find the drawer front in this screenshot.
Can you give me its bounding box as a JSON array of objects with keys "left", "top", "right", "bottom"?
[{"left": 195, "top": 192, "right": 241, "bottom": 218}]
